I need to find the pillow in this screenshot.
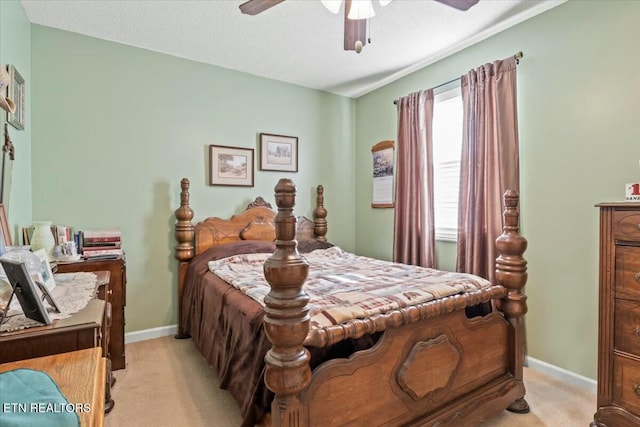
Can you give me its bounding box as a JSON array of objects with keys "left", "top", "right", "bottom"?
[{"left": 297, "top": 239, "right": 333, "bottom": 253}]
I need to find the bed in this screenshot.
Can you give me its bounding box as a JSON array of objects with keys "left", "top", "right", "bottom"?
[{"left": 173, "top": 177, "right": 529, "bottom": 427}]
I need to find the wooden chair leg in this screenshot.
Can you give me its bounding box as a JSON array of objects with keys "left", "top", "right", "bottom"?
[{"left": 104, "top": 356, "right": 115, "bottom": 413}]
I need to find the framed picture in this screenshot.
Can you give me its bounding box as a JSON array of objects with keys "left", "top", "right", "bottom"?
[
  {"left": 0, "top": 203, "right": 11, "bottom": 247},
  {"left": 260, "top": 133, "right": 298, "bottom": 172},
  {"left": 0, "top": 259, "right": 51, "bottom": 325},
  {"left": 6, "top": 65, "right": 25, "bottom": 131},
  {"left": 209, "top": 145, "right": 254, "bottom": 187},
  {"left": 32, "top": 248, "right": 56, "bottom": 292},
  {"left": 371, "top": 140, "right": 395, "bottom": 208}
]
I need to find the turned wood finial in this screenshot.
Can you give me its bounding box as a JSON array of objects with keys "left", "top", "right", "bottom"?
[
  {"left": 313, "top": 185, "right": 328, "bottom": 242},
  {"left": 263, "top": 179, "right": 311, "bottom": 425},
  {"left": 495, "top": 190, "right": 528, "bottom": 318},
  {"left": 175, "top": 178, "right": 195, "bottom": 262}
]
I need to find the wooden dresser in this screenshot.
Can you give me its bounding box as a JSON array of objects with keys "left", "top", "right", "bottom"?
[
  {"left": 593, "top": 202, "right": 640, "bottom": 426},
  {"left": 57, "top": 257, "right": 127, "bottom": 370}
]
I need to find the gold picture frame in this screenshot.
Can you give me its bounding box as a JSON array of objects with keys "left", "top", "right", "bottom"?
[{"left": 6, "top": 65, "right": 25, "bottom": 131}]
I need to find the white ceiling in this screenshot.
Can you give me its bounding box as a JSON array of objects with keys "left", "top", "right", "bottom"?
[{"left": 20, "top": 0, "right": 565, "bottom": 98}]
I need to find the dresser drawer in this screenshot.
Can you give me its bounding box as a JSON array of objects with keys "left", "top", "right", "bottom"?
[
  {"left": 616, "top": 300, "right": 640, "bottom": 355},
  {"left": 616, "top": 245, "right": 640, "bottom": 301},
  {"left": 614, "top": 355, "right": 640, "bottom": 414},
  {"left": 614, "top": 211, "right": 640, "bottom": 241}
]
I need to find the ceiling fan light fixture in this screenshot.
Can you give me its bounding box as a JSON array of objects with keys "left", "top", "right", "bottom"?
[
  {"left": 348, "top": 0, "right": 375, "bottom": 20},
  {"left": 320, "top": 0, "right": 342, "bottom": 14}
]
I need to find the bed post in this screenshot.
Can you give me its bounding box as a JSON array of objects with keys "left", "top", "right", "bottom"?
[
  {"left": 495, "top": 190, "right": 530, "bottom": 413},
  {"left": 313, "top": 185, "right": 328, "bottom": 242},
  {"left": 174, "top": 178, "right": 195, "bottom": 339},
  {"left": 263, "top": 179, "right": 312, "bottom": 427}
]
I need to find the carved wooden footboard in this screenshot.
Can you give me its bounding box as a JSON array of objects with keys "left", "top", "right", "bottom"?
[{"left": 263, "top": 179, "right": 528, "bottom": 426}]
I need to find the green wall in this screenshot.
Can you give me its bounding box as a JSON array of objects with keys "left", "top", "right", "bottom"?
[
  {"left": 355, "top": 0, "right": 640, "bottom": 379},
  {"left": 0, "top": 0, "right": 32, "bottom": 240},
  {"left": 29, "top": 25, "right": 356, "bottom": 333},
  {"left": 11, "top": 0, "right": 640, "bottom": 381}
]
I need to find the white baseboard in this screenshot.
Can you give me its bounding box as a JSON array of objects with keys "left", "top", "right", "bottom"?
[
  {"left": 125, "top": 324, "right": 177, "bottom": 344},
  {"left": 526, "top": 356, "right": 596, "bottom": 394}
]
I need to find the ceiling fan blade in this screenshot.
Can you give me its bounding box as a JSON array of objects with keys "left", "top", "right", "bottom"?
[
  {"left": 239, "top": 0, "right": 286, "bottom": 15},
  {"left": 434, "top": 0, "right": 479, "bottom": 11},
  {"left": 344, "top": 0, "right": 367, "bottom": 51}
]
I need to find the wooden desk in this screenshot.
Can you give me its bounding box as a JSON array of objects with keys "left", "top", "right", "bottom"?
[
  {"left": 0, "top": 299, "right": 105, "bottom": 363},
  {"left": 0, "top": 271, "right": 114, "bottom": 413},
  {"left": 0, "top": 271, "right": 110, "bottom": 364},
  {"left": 0, "top": 347, "right": 106, "bottom": 426}
]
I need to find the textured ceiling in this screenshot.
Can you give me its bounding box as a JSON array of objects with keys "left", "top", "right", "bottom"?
[{"left": 20, "top": 0, "right": 565, "bottom": 98}]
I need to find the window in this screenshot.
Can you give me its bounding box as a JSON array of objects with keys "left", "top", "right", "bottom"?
[{"left": 432, "top": 88, "right": 463, "bottom": 242}]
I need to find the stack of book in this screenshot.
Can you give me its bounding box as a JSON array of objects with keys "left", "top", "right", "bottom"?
[{"left": 81, "top": 229, "right": 122, "bottom": 260}]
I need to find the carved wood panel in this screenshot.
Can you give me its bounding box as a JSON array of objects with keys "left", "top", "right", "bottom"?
[{"left": 303, "top": 310, "right": 509, "bottom": 426}]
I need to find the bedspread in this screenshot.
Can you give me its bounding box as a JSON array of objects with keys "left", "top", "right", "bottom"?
[
  {"left": 181, "top": 241, "right": 378, "bottom": 427},
  {"left": 209, "top": 246, "right": 491, "bottom": 329}
]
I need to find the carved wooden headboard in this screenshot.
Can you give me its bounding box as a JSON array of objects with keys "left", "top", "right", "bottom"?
[
  {"left": 193, "top": 197, "right": 319, "bottom": 256},
  {"left": 173, "top": 178, "right": 328, "bottom": 338},
  {"left": 175, "top": 178, "right": 328, "bottom": 260}
]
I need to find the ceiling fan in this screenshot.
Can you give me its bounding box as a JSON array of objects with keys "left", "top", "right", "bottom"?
[{"left": 239, "top": 0, "right": 480, "bottom": 53}]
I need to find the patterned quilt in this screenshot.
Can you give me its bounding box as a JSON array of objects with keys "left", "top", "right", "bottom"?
[{"left": 208, "top": 246, "right": 491, "bottom": 329}]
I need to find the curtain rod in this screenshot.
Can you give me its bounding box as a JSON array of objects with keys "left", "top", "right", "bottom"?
[{"left": 392, "top": 51, "right": 524, "bottom": 105}]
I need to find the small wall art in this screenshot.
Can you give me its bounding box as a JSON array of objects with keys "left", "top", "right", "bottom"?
[
  {"left": 260, "top": 133, "right": 298, "bottom": 172},
  {"left": 209, "top": 145, "right": 254, "bottom": 187}
]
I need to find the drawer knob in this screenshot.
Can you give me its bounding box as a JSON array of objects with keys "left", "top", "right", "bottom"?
[
  {"left": 636, "top": 272, "right": 640, "bottom": 283},
  {"left": 635, "top": 327, "right": 640, "bottom": 338},
  {"left": 634, "top": 384, "right": 640, "bottom": 396}
]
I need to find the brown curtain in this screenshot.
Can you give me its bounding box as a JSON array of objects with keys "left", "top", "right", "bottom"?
[
  {"left": 393, "top": 90, "right": 436, "bottom": 267},
  {"left": 456, "top": 56, "right": 520, "bottom": 284}
]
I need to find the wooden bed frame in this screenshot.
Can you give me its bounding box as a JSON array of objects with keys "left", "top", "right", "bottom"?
[{"left": 174, "top": 177, "right": 529, "bottom": 426}]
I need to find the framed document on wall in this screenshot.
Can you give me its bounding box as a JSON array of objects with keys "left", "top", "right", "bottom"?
[{"left": 371, "top": 140, "right": 395, "bottom": 208}]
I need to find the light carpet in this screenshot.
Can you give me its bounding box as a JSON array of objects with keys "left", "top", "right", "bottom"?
[{"left": 106, "top": 336, "right": 595, "bottom": 426}]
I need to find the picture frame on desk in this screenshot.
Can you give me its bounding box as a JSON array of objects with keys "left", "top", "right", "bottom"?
[
  {"left": 33, "top": 248, "right": 56, "bottom": 292},
  {"left": 0, "top": 280, "right": 11, "bottom": 315},
  {"left": 0, "top": 259, "right": 51, "bottom": 325}
]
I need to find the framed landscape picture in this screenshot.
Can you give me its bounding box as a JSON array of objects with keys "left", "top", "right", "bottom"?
[
  {"left": 209, "top": 145, "right": 254, "bottom": 187},
  {"left": 260, "top": 133, "right": 298, "bottom": 172}
]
